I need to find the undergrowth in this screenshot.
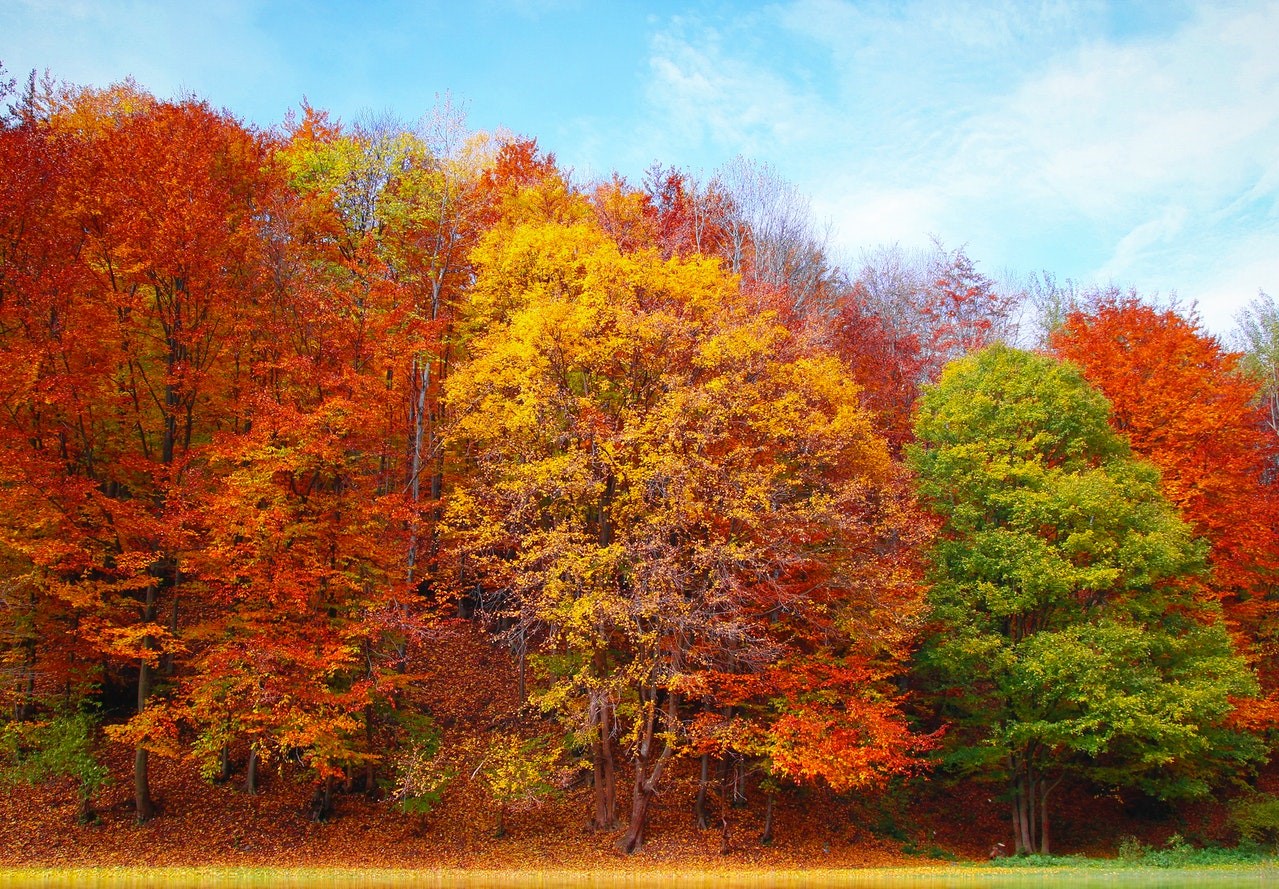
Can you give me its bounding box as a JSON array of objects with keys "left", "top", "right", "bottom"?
[{"left": 984, "top": 833, "right": 1277, "bottom": 868}]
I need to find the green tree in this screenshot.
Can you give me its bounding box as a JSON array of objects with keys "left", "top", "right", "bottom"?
[{"left": 908, "top": 345, "right": 1262, "bottom": 856}]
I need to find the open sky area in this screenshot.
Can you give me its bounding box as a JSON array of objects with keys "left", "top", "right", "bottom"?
[{"left": 3, "top": 0, "right": 1276, "bottom": 335}]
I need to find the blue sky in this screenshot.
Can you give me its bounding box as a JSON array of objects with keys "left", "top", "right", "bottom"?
[{"left": 3, "top": 0, "right": 1277, "bottom": 335}]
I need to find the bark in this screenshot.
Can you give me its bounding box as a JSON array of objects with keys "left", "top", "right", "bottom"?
[
  {"left": 309, "top": 777, "right": 334, "bottom": 821},
  {"left": 516, "top": 628, "right": 527, "bottom": 704},
  {"left": 719, "top": 762, "right": 732, "bottom": 855},
  {"left": 1039, "top": 774, "right": 1064, "bottom": 855},
  {"left": 405, "top": 359, "right": 429, "bottom": 593},
  {"left": 216, "top": 743, "right": 232, "bottom": 783},
  {"left": 1010, "top": 757, "right": 1034, "bottom": 855},
  {"left": 244, "top": 747, "right": 259, "bottom": 795},
  {"left": 760, "top": 790, "right": 776, "bottom": 845},
  {"left": 731, "top": 758, "right": 747, "bottom": 807},
  {"left": 617, "top": 691, "right": 678, "bottom": 854},
  {"left": 694, "top": 753, "right": 710, "bottom": 829},
  {"left": 364, "top": 704, "right": 377, "bottom": 798},
  {"left": 161, "top": 593, "right": 179, "bottom": 675},
  {"left": 134, "top": 581, "right": 157, "bottom": 823},
  {"left": 590, "top": 689, "right": 617, "bottom": 830},
  {"left": 14, "top": 589, "right": 36, "bottom": 721}
]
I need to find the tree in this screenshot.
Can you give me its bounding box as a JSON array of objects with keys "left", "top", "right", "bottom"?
[
  {"left": 0, "top": 83, "right": 272, "bottom": 821},
  {"left": 819, "top": 242, "right": 1018, "bottom": 450},
  {"left": 444, "top": 213, "right": 926, "bottom": 852},
  {"left": 909, "top": 345, "right": 1263, "bottom": 855},
  {"left": 1234, "top": 290, "right": 1279, "bottom": 468},
  {"left": 1052, "top": 298, "right": 1279, "bottom": 690}
]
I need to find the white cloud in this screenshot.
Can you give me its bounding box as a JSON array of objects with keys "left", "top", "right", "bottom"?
[
  {"left": 640, "top": 16, "right": 828, "bottom": 166},
  {"left": 635, "top": 0, "right": 1279, "bottom": 334}
]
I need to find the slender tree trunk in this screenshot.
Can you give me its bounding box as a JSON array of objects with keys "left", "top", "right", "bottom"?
[
  {"left": 15, "top": 589, "right": 36, "bottom": 721},
  {"left": 590, "top": 689, "right": 617, "bottom": 830},
  {"left": 161, "top": 556, "right": 180, "bottom": 675},
  {"left": 364, "top": 704, "right": 377, "bottom": 797},
  {"left": 1013, "top": 766, "right": 1033, "bottom": 855},
  {"left": 760, "top": 790, "right": 776, "bottom": 845},
  {"left": 1039, "top": 774, "right": 1064, "bottom": 855},
  {"left": 1026, "top": 754, "right": 1037, "bottom": 852},
  {"left": 517, "top": 627, "right": 527, "bottom": 704},
  {"left": 732, "top": 758, "right": 747, "bottom": 807},
  {"left": 405, "top": 359, "right": 429, "bottom": 593},
  {"left": 134, "top": 581, "right": 157, "bottom": 823},
  {"left": 694, "top": 752, "right": 710, "bottom": 829},
  {"left": 719, "top": 762, "right": 732, "bottom": 854},
  {"left": 310, "top": 776, "right": 334, "bottom": 821}
]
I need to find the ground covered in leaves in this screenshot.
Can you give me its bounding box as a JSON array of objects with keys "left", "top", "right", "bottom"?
[{"left": 0, "top": 624, "right": 1260, "bottom": 870}]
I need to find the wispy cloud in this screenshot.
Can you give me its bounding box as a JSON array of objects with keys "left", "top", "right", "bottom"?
[{"left": 635, "top": 0, "right": 1279, "bottom": 332}]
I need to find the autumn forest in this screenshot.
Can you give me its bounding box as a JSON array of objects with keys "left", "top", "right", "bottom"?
[{"left": 2, "top": 71, "right": 1279, "bottom": 865}]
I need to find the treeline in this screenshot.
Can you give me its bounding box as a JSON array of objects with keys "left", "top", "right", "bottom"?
[{"left": 1, "top": 72, "right": 1277, "bottom": 855}]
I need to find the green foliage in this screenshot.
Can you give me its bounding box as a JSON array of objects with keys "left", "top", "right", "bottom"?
[
  {"left": 0, "top": 706, "right": 109, "bottom": 818},
  {"left": 988, "top": 836, "right": 1275, "bottom": 868},
  {"left": 1231, "top": 794, "right": 1279, "bottom": 847},
  {"left": 390, "top": 713, "right": 453, "bottom": 816},
  {"left": 909, "top": 345, "right": 1263, "bottom": 842}
]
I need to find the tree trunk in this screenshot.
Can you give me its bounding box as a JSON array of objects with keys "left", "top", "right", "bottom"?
[
  {"left": 1026, "top": 756, "right": 1037, "bottom": 852},
  {"left": 732, "top": 757, "right": 747, "bottom": 807},
  {"left": 590, "top": 689, "right": 617, "bottom": 830},
  {"left": 1012, "top": 763, "right": 1033, "bottom": 855},
  {"left": 134, "top": 582, "right": 157, "bottom": 823},
  {"left": 216, "top": 743, "right": 232, "bottom": 783},
  {"left": 760, "top": 790, "right": 776, "bottom": 845},
  {"left": 244, "top": 747, "right": 259, "bottom": 795},
  {"left": 517, "top": 628, "right": 527, "bottom": 704},
  {"left": 719, "top": 761, "right": 732, "bottom": 855},
  {"left": 309, "top": 777, "right": 334, "bottom": 821},
  {"left": 617, "top": 691, "right": 678, "bottom": 854},
  {"left": 364, "top": 705, "right": 377, "bottom": 798},
  {"left": 15, "top": 589, "right": 36, "bottom": 721},
  {"left": 694, "top": 753, "right": 710, "bottom": 829},
  {"left": 1039, "top": 774, "right": 1064, "bottom": 855},
  {"left": 161, "top": 593, "right": 179, "bottom": 675},
  {"left": 405, "top": 359, "right": 429, "bottom": 593}
]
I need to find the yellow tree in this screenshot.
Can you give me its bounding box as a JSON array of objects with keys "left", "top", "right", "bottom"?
[{"left": 444, "top": 215, "right": 925, "bottom": 852}]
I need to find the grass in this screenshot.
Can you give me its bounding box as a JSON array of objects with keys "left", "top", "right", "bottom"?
[
  {"left": 986, "top": 834, "right": 1278, "bottom": 869},
  {"left": 2, "top": 864, "right": 1279, "bottom": 889}
]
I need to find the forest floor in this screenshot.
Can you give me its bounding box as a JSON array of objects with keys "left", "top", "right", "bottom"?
[{"left": 0, "top": 622, "right": 1268, "bottom": 870}]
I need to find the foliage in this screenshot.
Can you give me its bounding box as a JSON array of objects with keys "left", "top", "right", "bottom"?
[
  {"left": 1052, "top": 297, "right": 1279, "bottom": 676},
  {"left": 0, "top": 707, "right": 109, "bottom": 820},
  {"left": 391, "top": 715, "right": 453, "bottom": 816},
  {"left": 475, "top": 733, "right": 563, "bottom": 836},
  {"left": 4, "top": 69, "right": 1279, "bottom": 859},
  {"left": 445, "top": 214, "right": 928, "bottom": 849},
  {"left": 1231, "top": 793, "right": 1279, "bottom": 847},
  {"left": 909, "top": 344, "right": 1263, "bottom": 855}
]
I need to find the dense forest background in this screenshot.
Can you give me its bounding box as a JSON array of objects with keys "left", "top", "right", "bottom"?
[{"left": 2, "top": 70, "right": 1278, "bottom": 861}]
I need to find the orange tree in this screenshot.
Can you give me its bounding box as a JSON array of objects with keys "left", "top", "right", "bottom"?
[
  {"left": 443, "top": 210, "right": 928, "bottom": 852},
  {"left": 0, "top": 82, "right": 272, "bottom": 821}
]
